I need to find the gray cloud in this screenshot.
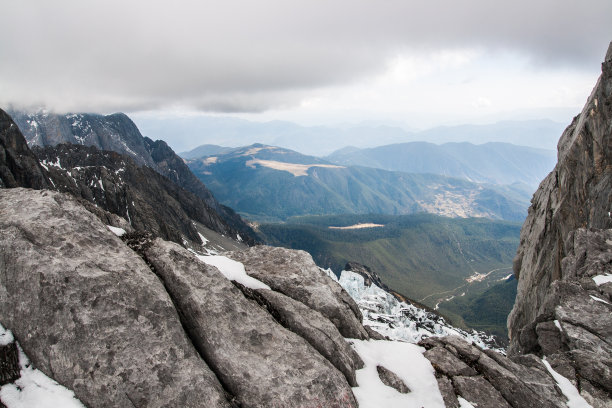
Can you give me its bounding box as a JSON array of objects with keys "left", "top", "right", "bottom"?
[{"left": 1, "top": 0, "right": 611, "bottom": 113}]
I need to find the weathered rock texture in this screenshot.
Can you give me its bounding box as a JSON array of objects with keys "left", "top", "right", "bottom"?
[
  {"left": 0, "top": 109, "right": 49, "bottom": 189},
  {"left": 226, "top": 246, "right": 369, "bottom": 339},
  {"left": 376, "top": 365, "right": 410, "bottom": 394},
  {"left": 420, "top": 336, "right": 569, "bottom": 408},
  {"left": 142, "top": 239, "right": 358, "bottom": 408},
  {"left": 237, "top": 284, "right": 364, "bottom": 386},
  {"left": 507, "top": 42, "right": 612, "bottom": 406},
  {"left": 0, "top": 189, "right": 231, "bottom": 407}
]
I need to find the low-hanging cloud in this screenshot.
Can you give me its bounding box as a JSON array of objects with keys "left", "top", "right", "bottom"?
[{"left": 1, "top": 0, "right": 611, "bottom": 113}]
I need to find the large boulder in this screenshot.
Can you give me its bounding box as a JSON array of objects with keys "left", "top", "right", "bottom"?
[
  {"left": 420, "top": 335, "right": 569, "bottom": 408},
  {"left": 226, "top": 246, "right": 369, "bottom": 339},
  {"left": 142, "top": 239, "right": 358, "bottom": 408},
  {"left": 0, "top": 188, "right": 231, "bottom": 408}
]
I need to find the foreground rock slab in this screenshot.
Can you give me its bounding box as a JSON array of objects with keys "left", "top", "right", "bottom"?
[
  {"left": 0, "top": 189, "right": 231, "bottom": 408},
  {"left": 144, "top": 239, "right": 358, "bottom": 408},
  {"left": 226, "top": 246, "right": 369, "bottom": 339}
]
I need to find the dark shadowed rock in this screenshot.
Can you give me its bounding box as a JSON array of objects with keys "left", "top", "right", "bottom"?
[
  {"left": 238, "top": 286, "right": 363, "bottom": 387},
  {"left": 452, "top": 375, "right": 512, "bottom": 408},
  {"left": 376, "top": 365, "right": 411, "bottom": 394},
  {"left": 0, "top": 342, "right": 19, "bottom": 386},
  {"left": 0, "top": 188, "right": 231, "bottom": 408},
  {"left": 0, "top": 109, "right": 49, "bottom": 189},
  {"left": 226, "top": 246, "right": 369, "bottom": 339},
  {"left": 364, "top": 325, "right": 389, "bottom": 340},
  {"left": 143, "top": 239, "right": 358, "bottom": 408}
]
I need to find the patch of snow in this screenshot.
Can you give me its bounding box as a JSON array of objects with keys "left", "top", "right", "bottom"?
[
  {"left": 97, "top": 179, "right": 104, "bottom": 191},
  {"left": 542, "top": 359, "right": 592, "bottom": 408},
  {"left": 236, "top": 234, "right": 243, "bottom": 242},
  {"left": 198, "top": 232, "right": 209, "bottom": 245},
  {"left": 339, "top": 270, "right": 503, "bottom": 351},
  {"left": 320, "top": 267, "right": 338, "bottom": 282},
  {"left": 458, "top": 396, "right": 476, "bottom": 408},
  {"left": 0, "top": 323, "right": 14, "bottom": 346},
  {"left": 592, "top": 274, "right": 612, "bottom": 286},
  {"left": 329, "top": 223, "right": 385, "bottom": 230},
  {"left": 0, "top": 324, "right": 85, "bottom": 408},
  {"left": 197, "top": 255, "right": 270, "bottom": 290},
  {"left": 589, "top": 295, "right": 610, "bottom": 305},
  {"left": 554, "top": 320, "right": 563, "bottom": 331},
  {"left": 107, "top": 226, "right": 126, "bottom": 237},
  {"left": 350, "top": 339, "right": 444, "bottom": 407}
]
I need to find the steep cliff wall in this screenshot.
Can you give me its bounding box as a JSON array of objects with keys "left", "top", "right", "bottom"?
[{"left": 507, "top": 42, "right": 612, "bottom": 406}]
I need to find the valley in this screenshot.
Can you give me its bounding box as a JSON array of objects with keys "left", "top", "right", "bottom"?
[{"left": 257, "top": 213, "right": 521, "bottom": 339}]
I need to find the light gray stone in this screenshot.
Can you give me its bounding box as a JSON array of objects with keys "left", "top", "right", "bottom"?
[
  {"left": 452, "top": 375, "right": 511, "bottom": 408},
  {"left": 376, "top": 365, "right": 410, "bottom": 394},
  {"left": 226, "top": 246, "right": 369, "bottom": 339},
  {"left": 0, "top": 189, "right": 231, "bottom": 408},
  {"left": 144, "top": 239, "right": 358, "bottom": 408}
]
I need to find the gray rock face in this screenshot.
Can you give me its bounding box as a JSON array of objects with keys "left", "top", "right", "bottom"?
[
  {"left": 509, "top": 44, "right": 612, "bottom": 339},
  {"left": 0, "top": 189, "right": 231, "bottom": 408},
  {"left": 506, "top": 42, "right": 612, "bottom": 407},
  {"left": 226, "top": 246, "right": 369, "bottom": 339},
  {"left": 376, "top": 365, "right": 410, "bottom": 394},
  {"left": 0, "top": 109, "right": 49, "bottom": 189},
  {"left": 142, "top": 239, "right": 358, "bottom": 408},
  {"left": 238, "top": 286, "right": 363, "bottom": 386},
  {"left": 420, "top": 335, "right": 569, "bottom": 408}
]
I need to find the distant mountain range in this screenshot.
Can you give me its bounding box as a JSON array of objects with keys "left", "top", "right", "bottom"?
[
  {"left": 7, "top": 109, "right": 258, "bottom": 244},
  {"left": 134, "top": 113, "right": 565, "bottom": 156},
  {"left": 325, "top": 142, "right": 556, "bottom": 188},
  {"left": 185, "top": 143, "right": 531, "bottom": 222}
]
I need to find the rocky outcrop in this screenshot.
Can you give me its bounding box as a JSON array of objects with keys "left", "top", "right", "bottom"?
[
  {"left": 420, "top": 335, "right": 569, "bottom": 408},
  {"left": 9, "top": 110, "right": 258, "bottom": 244},
  {"left": 33, "top": 143, "right": 238, "bottom": 245},
  {"left": 0, "top": 109, "right": 49, "bottom": 189},
  {"left": 236, "top": 284, "right": 364, "bottom": 386},
  {"left": 0, "top": 189, "right": 231, "bottom": 407},
  {"left": 509, "top": 43, "right": 612, "bottom": 337},
  {"left": 376, "top": 365, "right": 410, "bottom": 393},
  {"left": 142, "top": 239, "right": 357, "bottom": 407},
  {"left": 226, "top": 246, "right": 369, "bottom": 339},
  {"left": 507, "top": 42, "right": 612, "bottom": 406},
  {"left": 0, "top": 188, "right": 366, "bottom": 407}
]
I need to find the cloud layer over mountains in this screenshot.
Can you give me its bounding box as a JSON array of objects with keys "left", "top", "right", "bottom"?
[{"left": 2, "top": 0, "right": 611, "bottom": 114}]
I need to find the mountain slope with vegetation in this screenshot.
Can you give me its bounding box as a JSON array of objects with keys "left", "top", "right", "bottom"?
[{"left": 187, "top": 144, "right": 531, "bottom": 222}]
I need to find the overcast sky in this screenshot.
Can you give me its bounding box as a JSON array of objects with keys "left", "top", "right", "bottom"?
[{"left": 1, "top": 0, "right": 611, "bottom": 129}]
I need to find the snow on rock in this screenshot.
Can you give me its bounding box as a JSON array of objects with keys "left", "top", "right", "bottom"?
[
  {"left": 350, "top": 339, "right": 444, "bottom": 408},
  {"left": 592, "top": 273, "right": 612, "bottom": 286},
  {"left": 0, "top": 325, "right": 85, "bottom": 408},
  {"left": 542, "top": 359, "right": 592, "bottom": 408},
  {"left": 106, "top": 225, "right": 126, "bottom": 237},
  {"left": 197, "top": 255, "right": 271, "bottom": 290},
  {"left": 338, "top": 270, "right": 502, "bottom": 350},
  {"left": 458, "top": 396, "right": 476, "bottom": 408}
]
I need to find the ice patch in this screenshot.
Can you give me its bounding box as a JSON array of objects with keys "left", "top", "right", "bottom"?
[
  {"left": 351, "top": 339, "right": 444, "bottom": 407},
  {"left": 107, "top": 225, "right": 126, "bottom": 237},
  {"left": 554, "top": 320, "right": 563, "bottom": 331},
  {"left": 590, "top": 295, "right": 610, "bottom": 305},
  {"left": 542, "top": 359, "right": 592, "bottom": 408},
  {"left": 197, "top": 255, "right": 270, "bottom": 290},
  {"left": 592, "top": 274, "right": 612, "bottom": 286}
]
